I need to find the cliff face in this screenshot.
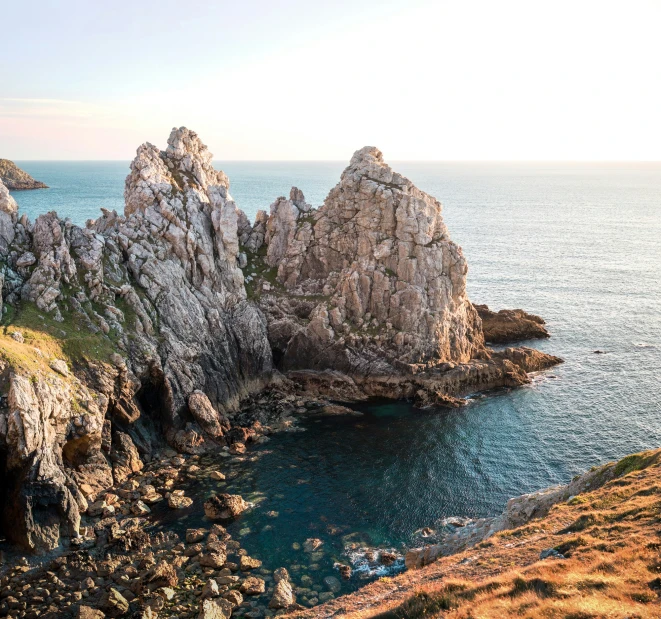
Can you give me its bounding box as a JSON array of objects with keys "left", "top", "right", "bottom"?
[
  {"left": 0, "top": 129, "right": 273, "bottom": 552},
  {"left": 253, "top": 147, "right": 484, "bottom": 376},
  {"left": 242, "top": 148, "right": 558, "bottom": 406},
  {"left": 0, "top": 128, "right": 560, "bottom": 554},
  {"left": 0, "top": 159, "right": 48, "bottom": 190}
]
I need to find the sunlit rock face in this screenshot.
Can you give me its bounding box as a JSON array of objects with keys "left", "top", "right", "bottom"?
[
  {"left": 0, "top": 128, "right": 274, "bottom": 552},
  {"left": 255, "top": 146, "right": 484, "bottom": 375}
]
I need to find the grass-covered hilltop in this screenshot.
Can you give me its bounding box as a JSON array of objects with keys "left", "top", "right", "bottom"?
[{"left": 1, "top": 129, "right": 651, "bottom": 619}]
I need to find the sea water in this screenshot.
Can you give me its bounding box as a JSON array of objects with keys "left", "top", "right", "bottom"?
[{"left": 10, "top": 160, "right": 661, "bottom": 592}]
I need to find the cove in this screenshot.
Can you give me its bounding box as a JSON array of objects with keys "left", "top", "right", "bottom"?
[{"left": 149, "top": 382, "right": 577, "bottom": 597}]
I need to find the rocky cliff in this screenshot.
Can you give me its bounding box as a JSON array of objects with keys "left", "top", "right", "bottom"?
[
  {"left": 242, "top": 146, "right": 559, "bottom": 406},
  {"left": 0, "top": 159, "right": 48, "bottom": 190},
  {"left": 0, "top": 129, "right": 272, "bottom": 553},
  {"left": 0, "top": 128, "right": 560, "bottom": 555}
]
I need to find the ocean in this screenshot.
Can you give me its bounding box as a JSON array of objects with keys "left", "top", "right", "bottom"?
[{"left": 9, "top": 160, "right": 661, "bottom": 590}]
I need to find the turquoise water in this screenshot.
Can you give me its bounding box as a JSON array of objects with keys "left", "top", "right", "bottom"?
[{"left": 10, "top": 160, "right": 661, "bottom": 591}]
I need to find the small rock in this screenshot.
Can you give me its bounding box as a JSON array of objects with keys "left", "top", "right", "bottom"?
[
  {"left": 201, "top": 579, "right": 220, "bottom": 599},
  {"left": 540, "top": 548, "right": 565, "bottom": 560},
  {"left": 16, "top": 252, "right": 36, "bottom": 268},
  {"left": 10, "top": 331, "right": 24, "bottom": 343},
  {"left": 131, "top": 500, "right": 151, "bottom": 516},
  {"left": 199, "top": 551, "right": 227, "bottom": 569},
  {"left": 222, "top": 590, "right": 243, "bottom": 607},
  {"left": 240, "top": 576, "right": 266, "bottom": 595},
  {"left": 269, "top": 578, "right": 294, "bottom": 609},
  {"left": 168, "top": 493, "right": 193, "bottom": 509},
  {"left": 50, "top": 359, "right": 69, "bottom": 376},
  {"left": 100, "top": 588, "right": 129, "bottom": 617},
  {"left": 204, "top": 493, "right": 248, "bottom": 520},
  {"left": 324, "top": 575, "right": 341, "bottom": 593},
  {"left": 303, "top": 538, "right": 323, "bottom": 552},
  {"left": 240, "top": 555, "right": 262, "bottom": 571},
  {"left": 210, "top": 471, "right": 226, "bottom": 481},
  {"left": 186, "top": 528, "right": 208, "bottom": 543},
  {"left": 198, "top": 597, "right": 233, "bottom": 619},
  {"left": 229, "top": 442, "right": 246, "bottom": 455},
  {"left": 78, "top": 606, "right": 105, "bottom": 619},
  {"left": 380, "top": 551, "right": 397, "bottom": 566}
]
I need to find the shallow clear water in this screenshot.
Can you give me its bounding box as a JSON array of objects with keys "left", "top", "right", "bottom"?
[{"left": 10, "top": 160, "right": 661, "bottom": 591}]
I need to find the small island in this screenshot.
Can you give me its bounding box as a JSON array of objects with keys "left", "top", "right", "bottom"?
[{"left": 0, "top": 159, "right": 48, "bottom": 190}]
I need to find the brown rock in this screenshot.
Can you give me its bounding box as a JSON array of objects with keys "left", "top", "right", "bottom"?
[
  {"left": 204, "top": 494, "right": 248, "bottom": 520},
  {"left": 78, "top": 606, "right": 105, "bottom": 619},
  {"left": 100, "top": 588, "right": 129, "bottom": 617},
  {"left": 240, "top": 575, "right": 266, "bottom": 595},
  {"left": 475, "top": 304, "right": 550, "bottom": 344}
]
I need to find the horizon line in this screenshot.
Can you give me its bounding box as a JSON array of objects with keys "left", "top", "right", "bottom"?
[{"left": 12, "top": 158, "right": 661, "bottom": 164}]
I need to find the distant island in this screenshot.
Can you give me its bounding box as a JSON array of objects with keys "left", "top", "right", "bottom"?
[{"left": 0, "top": 159, "right": 48, "bottom": 190}]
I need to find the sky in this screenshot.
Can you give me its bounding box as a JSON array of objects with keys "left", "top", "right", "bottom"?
[{"left": 1, "top": 0, "right": 660, "bottom": 161}]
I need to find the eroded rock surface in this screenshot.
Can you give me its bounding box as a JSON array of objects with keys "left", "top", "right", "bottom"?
[{"left": 242, "top": 147, "right": 559, "bottom": 406}]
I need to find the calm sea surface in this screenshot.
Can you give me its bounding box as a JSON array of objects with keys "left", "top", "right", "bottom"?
[{"left": 10, "top": 160, "right": 661, "bottom": 591}]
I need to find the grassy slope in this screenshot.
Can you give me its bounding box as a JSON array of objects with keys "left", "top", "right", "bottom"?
[
  {"left": 292, "top": 449, "right": 661, "bottom": 619},
  {"left": 0, "top": 301, "right": 119, "bottom": 383}
]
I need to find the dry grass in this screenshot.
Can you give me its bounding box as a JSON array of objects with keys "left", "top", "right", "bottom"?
[{"left": 292, "top": 450, "right": 661, "bottom": 619}]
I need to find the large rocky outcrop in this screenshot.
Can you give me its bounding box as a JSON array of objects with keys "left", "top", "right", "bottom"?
[
  {"left": 0, "top": 128, "right": 561, "bottom": 554},
  {"left": 0, "top": 128, "right": 273, "bottom": 552},
  {"left": 243, "top": 147, "right": 558, "bottom": 404},
  {"left": 0, "top": 159, "right": 48, "bottom": 190},
  {"left": 258, "top": 147, "right": 484, "bottom": 374},
  {"left": 475, "top": 304, "right": 550, "bottom": 343}
]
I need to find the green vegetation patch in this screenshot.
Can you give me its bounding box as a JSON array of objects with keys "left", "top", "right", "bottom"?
[
  {"left": 614, "top": 452, "right": 659, "bottom": 477},
  {"left": 1, "top": 301, "right": 118, "bottom": 369}
]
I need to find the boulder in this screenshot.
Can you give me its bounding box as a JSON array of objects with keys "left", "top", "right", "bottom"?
[
  {"left": 201, "top": 578, "right": 220, "bottom": 599},
  {"left": 100, "top": 588, "right": 129, "bottom": 617},
  {"left": 198, "top": 598, "right": 233, "bottom": 619},
  {"left": 240, "top": 576, "right": 266, "bottom": 595},
  {"left": 269, "top": 578, "right": 294, "bottom": 609},
  {"left": 204, "top": 494, "right": 248, "bottom": 520}
]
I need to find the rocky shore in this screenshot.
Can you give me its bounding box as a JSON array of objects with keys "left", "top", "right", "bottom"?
[
  {"left": 0, "top": 160, "right": 48, "bottom": 190},
  {"left": 0, "top": 127, "right": 562, "bottom": 617}
]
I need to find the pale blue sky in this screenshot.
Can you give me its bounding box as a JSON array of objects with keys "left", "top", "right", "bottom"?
[{"left": 2, "top": 0, "right": 660, "bottom": 160}]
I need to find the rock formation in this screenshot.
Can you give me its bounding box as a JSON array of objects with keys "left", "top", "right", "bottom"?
[
  {"left": 475, "top": 304, "right": 550, "bottom": 343},
  {"left": 243, "top": 146, "right": 559, "bottom": 405},
  {"left": 0, "top": 127, "right": 561, "bottom": 554},
  {"left": 0, "top": 159, "right": 48, "bottom": 190},
  {"left": 0, "top": 128, "right": 272, "bottom": 552}
]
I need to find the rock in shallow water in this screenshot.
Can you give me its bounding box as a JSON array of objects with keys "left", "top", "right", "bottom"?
[{"left": 204, "top": 493, "right": 248, "bottom": 520}]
